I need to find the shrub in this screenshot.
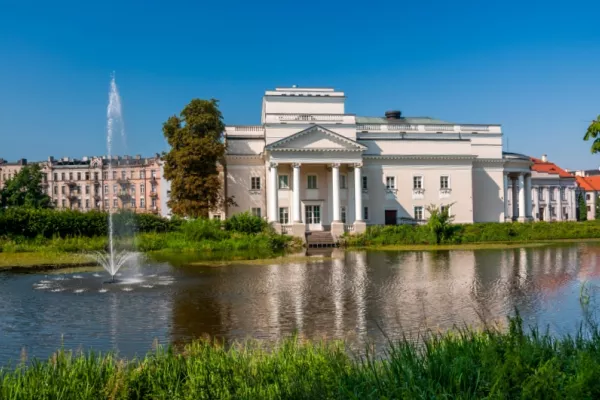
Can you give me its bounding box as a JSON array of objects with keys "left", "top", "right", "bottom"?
[{"left": 224, "top": 212, "right": 268, "bottom": 234}]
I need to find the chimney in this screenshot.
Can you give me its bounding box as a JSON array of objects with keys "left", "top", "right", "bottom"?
[
  {"left": 541, "top": 154, "right": 548, "bottom": 162},
  {"left": 385, "top": 110, "right": 402, "bottom": 120},
  {"left": 19, "top": 158, "right": 27, "bottom": 165}
]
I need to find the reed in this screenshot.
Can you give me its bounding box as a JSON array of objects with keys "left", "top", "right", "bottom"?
[{"left": 2, "top": 316, "right": 600, "bottom": 399}]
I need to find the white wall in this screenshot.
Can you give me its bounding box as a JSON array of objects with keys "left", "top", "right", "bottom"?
[{"left": 472, "top": 166, "right": 504, "bottom": 222}]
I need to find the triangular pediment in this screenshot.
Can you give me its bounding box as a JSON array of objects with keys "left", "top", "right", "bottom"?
[{"left": 266, "top": 125, "right": 366, "bottom": 152}]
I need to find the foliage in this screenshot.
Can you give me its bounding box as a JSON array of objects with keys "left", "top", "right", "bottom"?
[
  {"left": 0, "top": 208, "right": 172, "bottom": 239},
  {"left": 345, "top": 220, "right": 600, "bottom": 247},
  {"left": 224, "top": 212, "right": 268, "bottom": 234},
  {"left": 425, "top": 203, "right": 455, "bottom": 244},
  {"left": 4, "top": 316, "right": 600, "bottom": 398},
  {"left": 579, "top": 193, "right": 588, "bottom": 221},
  {"left": 583, "top": 114, "right": 600, "bottom": 153},
  {"left": 162, "top": 98, "right": 234, "bottom": 218},
  {"left": 0, "top": 165, "right": 52, "bottom": 209}
]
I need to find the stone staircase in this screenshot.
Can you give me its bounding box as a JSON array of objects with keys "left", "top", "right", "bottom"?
[{"left": 305, "top": 231, "right": 337, "bottom": 248}]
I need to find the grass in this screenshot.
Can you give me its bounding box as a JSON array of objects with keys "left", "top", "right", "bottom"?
[
  {"left": 3, "top": 316, "right": 600, "bottom": 399},
  {"left": 0, "top": 252, "right": 93, "bottom": 269},
  {"left": 344, "top": 220, "right": 600, "bottom": 249}
]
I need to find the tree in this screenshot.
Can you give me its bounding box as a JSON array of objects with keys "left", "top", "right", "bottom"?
[
  {"left": 0, "top": 164, "right": 52, "bottom": 209},
  {"left": 578, "top": 193, "right": 587, "bottom": 221},
  {"left": 162, "top": 99, "right": 234, "bottom": 218},
  {"left": 583, "top": 115, "right": 600, "bottom": 153},
  {"left": 426, "top": 203, "right": 455, "bottom": 244}
]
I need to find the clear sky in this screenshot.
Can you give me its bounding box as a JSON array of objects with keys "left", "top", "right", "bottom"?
[{"left": 1, "top": 0, "right": 599, "bottom": 169}]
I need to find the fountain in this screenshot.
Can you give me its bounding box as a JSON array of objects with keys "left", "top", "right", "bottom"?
[{"left": 95, "top": 73, "right": 135, "bottom": 282}]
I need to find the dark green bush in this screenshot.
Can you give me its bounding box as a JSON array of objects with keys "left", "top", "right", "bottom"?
[{"left": 224, "top": 212, "right": 268, "bottom": 234}]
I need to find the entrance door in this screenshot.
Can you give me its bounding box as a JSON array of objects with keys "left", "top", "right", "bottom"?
[
  {"left": 385, "top": 210, "right": 397, "bottom": 225},
  {"left": 305, "top": 205, "right": 322, "bottom": 231},
  {"left": 539, "top": 207, "right": 544, "bottom": 221}
]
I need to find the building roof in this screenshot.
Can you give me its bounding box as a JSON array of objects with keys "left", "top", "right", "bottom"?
[
  {"left": 576, "top": 176, "right": 600, "bottom": 192},
  {"left": 530, "top": 157, "right": 573, "bottom": 178},
  {"left": 356, "top": 116, "right": 453, "bottom": 125}
]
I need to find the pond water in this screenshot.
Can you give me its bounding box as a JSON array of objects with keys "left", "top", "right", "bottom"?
[{"left": 1, "top": 242, "right": 600, "bottom": 365}]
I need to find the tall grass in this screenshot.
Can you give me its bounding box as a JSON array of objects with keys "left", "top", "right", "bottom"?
[
  {"left": 345, "top": 220, "right": 600, "bottom": 247},
  {"left": 3, "top": 316, "right": 600, "bottom": 399}
]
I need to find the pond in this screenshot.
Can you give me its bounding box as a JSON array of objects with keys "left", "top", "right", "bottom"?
[{"left": 1, "top": 242, "right": 599, "bottom": 365}]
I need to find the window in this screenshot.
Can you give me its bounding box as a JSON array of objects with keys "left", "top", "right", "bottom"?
[
  {"left": 587, "top": 206, "right": 591, "bottom": 212},
  {"left": 586, "top": 194, "right": 591, "bottom": 201},
  {"left": 113, "top": 199, "right": 118, "bottom": 208},
  {"left": 151, "top": 170, "right": 156, "bottom": 178},
  {"left": 85, "top": 199, "right": 89, "bottom": 208},
  {"left": 538, "top": 189, "right": 544, "bottom": 200},
  {"left": 69, "top": 173, "right": 73, "bottom": 181},
  {"left": 131, "top": 186, "right": 136, "bottom": 195},
  {"left": 278, "top": 175, "right": 289, "bottom": 189},
  {"left": 104, "top": 199, "right": 109, "bottom": 208},
  {"left": 61, "top": 186, "right": 66, "bottom": 194},
  {"left": 140, "top": 198, "right": 146, "bottom": 208},
  {"left": 440, "top": 176, "right": 449, "bottom": 189},
  {"left": 85, "top": 185, "right": 89, "bottom": 195},
  {"left": 364, "top": 207, "right": 369, "bottom": 220},
  {"left": 279, "top": 207, "right": 289, "bottom": 224},
  {"left": 95, "top": 172, "right": 99, "bottom": 180},
  {"left": 140, "top": 171, "right": 146, "bottom": 179},
  {"left": 307, "top": 175, "right": 317, "bottom": 189},
  {"left": 563, "top": 207, "right": 567, "bottom": 218},
  {"left": 104, "top": 185, "right": 108, "bottom": 194},
  {"left": 61, "top": 173, "right": 65, "bottom": 181},
  {"left": 77, "top": 172, "right": 81, "bottom": 180},
  {"left": 413, "top": 176, "right": 423, "bottom": 189},
  {"left": 340, "top": 175, "right": 347, "bottom": 189},
  {"left": 76, "top": 185, "right": 81, "bottom": 194},
  {"left": 54, "top": 173, "right": 58, "bottom": 181},
  {"left": 251, "top": 177, "right": 261, "bottom": 190},
  {"left": 441, "top": 205, "right": 451, "bottom": 214},
  {"left": 103, "top": 171, "right": 108, "bottom": 180},
  {"left": 550, "top": 206, "right": 556, "bottom": 217},
  {"left": 130, "top": 198, "right": 136, "bottom": 208},
  {"left": 362, "top": 176, "right": 368, "bottom": 190},
  {"left": 130, "top": 170, "right": 135, "bottom": 179},
  {"left": 53, "top": 186, "right": 58, "bottom": 195},
  {"left": 121, "top": 171, "right": 126, "bottom": 179},
  {"left": 213, "top": 214, "right": 221, "bottom": 221},
  {"left": 414, "top": 206, "right": 424, "bottom": 220},
  {"left": 112, "top": 171, "right": 117, "bottom": 180},
  {"left": 550, "top": 190, "right": 556, "bottom": 201},
  {"left": 151, "top": 198, "right": 157, "bottom": 208},
  {"left": 61, "top": 199, "right": 66, "bottom": 208},
  {"left": 561, "top": 188, "right": 566, "bottom": 201},
  {"left": 112, "top": 184, "right": 117, "bottom": 194},
  {"left": 386, "top": 176, "right": 396, "bottom": 190},
  {"left": 151, "top": 185, "right": 156, "bottom": 193},
  {"left": 251, "top": 208, "right": 262, "bottom": 218},
  {"left": 341, "top": 206, "right": 347, "bottom": 223},
  {"left": 85, "top": 172, "right": 90, "bottom": 180},
  {"left": 141, "top": 184, "right": 146, "bottom": 194}
]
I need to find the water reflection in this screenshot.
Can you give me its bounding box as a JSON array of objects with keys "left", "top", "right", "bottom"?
[{"left": 1, "top": 243, "right": 600, "bottom": 364}]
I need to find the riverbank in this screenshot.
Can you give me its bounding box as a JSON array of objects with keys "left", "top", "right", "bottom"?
[
  {"left": 344, "top": 220, "right": 600, "bottom": 248},
  {"left": 1, "top": 316, "right": 599, "bottom": 399}
]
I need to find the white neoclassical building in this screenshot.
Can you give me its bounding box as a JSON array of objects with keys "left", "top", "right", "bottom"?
[{"left": 216, "top": 86, "right": 534, "bottom": 239}]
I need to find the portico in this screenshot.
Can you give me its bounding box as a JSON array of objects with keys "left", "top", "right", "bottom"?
[
  {"left": 503, "top": 153, "right": 534, "bottom": 222},
  {"left": 265, "top": 125, "right": 367, "bottom": 238}
]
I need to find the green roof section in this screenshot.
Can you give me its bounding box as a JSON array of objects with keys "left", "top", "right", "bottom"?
[{"left": 356, "top": 116, "right": 454, "bottom": 125}]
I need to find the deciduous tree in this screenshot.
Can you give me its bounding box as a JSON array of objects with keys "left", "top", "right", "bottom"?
[
  {"left": 162, "top": 99, "right": 234, "bottom": 218},
  {"left": 0, "top": 164, "right": 52, "bottom": 209},
  {"left": 578, "top": 193, "right": 587, "bottom": 221},
  {"left": 583, "top": 115, "right": 600, "bottom": 153}
]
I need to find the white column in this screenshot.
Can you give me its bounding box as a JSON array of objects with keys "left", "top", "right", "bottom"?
[
  {"left": 544, "top": 187, "right": 550, "bottom": 221},
  {"left": 532, "top": 186, "right": 538, "bottom": 220},
  {"left": 332, "top": 163, "right": 341, "bottom": 222},
  {"left": 292, "top": 163, "right": 301, "bottom": 223},
  {"left": 511, "top": 177, "right": 518, "bottom": 220},
  {"left": 557, "top": 186, "right": 563, "bottom": 221},
  {"left": 525, "top": 174, "right": 532, "bottom": 218},
  {"left": 354, "top": 163, "right": 363, "bottom": 221},
  {"left": 571, "top": 188, "right": 576, "bottom": 220},
  {"left": 268, "top": 162, "right": 278, "bottom": 223},
  {"left": 518, "top": 174, "right": 525, "bottom": 220},
  {"left": 503, "top": 173, "right": 509, "bottom": 221}
]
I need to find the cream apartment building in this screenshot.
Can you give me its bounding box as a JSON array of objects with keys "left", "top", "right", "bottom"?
[
  {"left": 220, "top": 86, "right": 533, "bottom": 239},
  {"left": 0, "top": 155, "right": 162, "bottom": 214}
]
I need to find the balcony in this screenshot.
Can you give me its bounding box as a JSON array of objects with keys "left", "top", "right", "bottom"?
[
  {"left": 117, "top": 177, "right": 130, "bottom": 185},
  {"left": 65, "top": 180, "right": 77, "bottom": 187},
  {"left": 117, "top": 190, "right": 131, "bottom": 198},
  {"left": 150, "top": 206, "right": 159, "bottom": 214},
  {"left": 149, "top": 192, "right": 158, "bottom": 198},
  {"left": 412, "top": 188, "right": 425, "bottom": 200}
]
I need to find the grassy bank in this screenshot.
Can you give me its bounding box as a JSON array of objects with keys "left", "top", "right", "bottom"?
[
  {"left": 345, "top": 220, "right": 600, "bottom": 248},
  {"left": 0, "top": 213, "right": 302, "bottom": 267},
  {"left": 2, "top": 317, "right": 600, "bottom": 399}
]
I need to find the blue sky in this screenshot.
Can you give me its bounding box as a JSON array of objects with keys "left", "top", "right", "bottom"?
[{"left": 1, "top": 0, "right": 599, "bottom": 169}]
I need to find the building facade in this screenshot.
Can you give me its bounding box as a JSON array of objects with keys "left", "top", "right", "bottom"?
[
  {"left": 221, "top": 86, "right": 533, "bottom": 238},
  {"left": 0, "top": 155, "right": 162, "bottom": 214},
  {"left": 574, "top": 173, "right": 600, "bottom": 220},
  {"left": 506, "top": 154, "right": 577, "bottom": 221}
]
